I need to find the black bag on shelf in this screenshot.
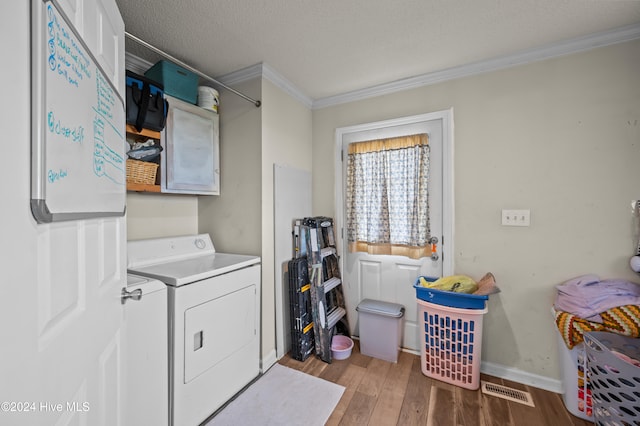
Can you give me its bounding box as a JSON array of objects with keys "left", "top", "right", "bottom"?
[{"left": 126, "top": 70, "right": 168, "bottom": 132}]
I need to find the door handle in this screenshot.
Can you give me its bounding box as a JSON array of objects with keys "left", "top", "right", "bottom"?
[
  {"left": 429, "top": 237, "right": 439, "bottom": 261},
  {"left": 121, "top": 288, "right": 142, "bottom": 304}
]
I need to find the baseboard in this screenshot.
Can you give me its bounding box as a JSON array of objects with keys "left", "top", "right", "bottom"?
[
  {"left": 401, "top": 348, "right": 561, "bottom": 394},
  {"left": 480, "top": 361, "right": 562, "bottom": 394},
  {"left": 261, "top": 349, "right": 278, "bottom": 373}
]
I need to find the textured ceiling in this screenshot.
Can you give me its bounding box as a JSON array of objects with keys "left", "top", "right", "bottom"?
[{"left": 115, "top": 0, "right": 640, "bottom": 101}]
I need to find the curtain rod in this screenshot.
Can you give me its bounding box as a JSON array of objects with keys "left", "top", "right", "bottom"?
[{"left": 125, "top": 32, "right": 262, "bottom": 108}]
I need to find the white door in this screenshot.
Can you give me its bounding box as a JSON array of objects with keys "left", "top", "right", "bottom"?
[
  {"left": 336, "top": 110, "right": 453, "bottom": 352},
  {"left": 0, "top": 1, "right": 126, "bottom": 425}
]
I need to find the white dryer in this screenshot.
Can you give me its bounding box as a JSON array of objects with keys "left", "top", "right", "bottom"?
[{"left": 127, "top": 234, "right": 261, "bottom": 426}]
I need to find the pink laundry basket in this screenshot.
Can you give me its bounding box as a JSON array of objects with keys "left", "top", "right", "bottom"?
[{"left": 417, "top": 299, "right": 488, "bottom": 390}]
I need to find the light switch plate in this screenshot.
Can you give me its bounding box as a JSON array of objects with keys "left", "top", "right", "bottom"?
[{"left": 502, "top": 209, "right": 530, "bottom": 226}]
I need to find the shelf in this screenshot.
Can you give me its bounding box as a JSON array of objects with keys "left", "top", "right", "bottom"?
[
  {"left": 126, "top": 182, "right": 161, "bottom": 193},
  {"left": 125, "top": 124, "right": 161, "bottom": 139}
]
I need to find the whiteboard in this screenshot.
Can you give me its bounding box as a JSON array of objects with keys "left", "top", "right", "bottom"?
[{"left": 31, "top": 0, "right": 126, "bottom": 223}]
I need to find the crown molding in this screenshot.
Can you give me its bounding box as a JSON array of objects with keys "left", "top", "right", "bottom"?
[
  {"left": 312, "top": 23, "right": 640, "bottom": 109},
  {"left": 216, "top": 63, "right": 313, "bottom": 109},
  {"left": 261, "top": 63, "right": 314, "bottom": 109},
  {"left": 214, "top": 63, "right": 264, "bottom": 86},
  {"left": 124, "top": 51, "right": 153, "bottom": 75}
]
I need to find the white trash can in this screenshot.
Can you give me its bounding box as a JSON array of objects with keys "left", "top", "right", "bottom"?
[{"left": 357, "top": 299, "right": 405, "bottom": 363}]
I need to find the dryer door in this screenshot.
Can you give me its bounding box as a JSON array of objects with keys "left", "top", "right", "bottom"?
[{"left": 184, "top": 283, "right": 256, "bottom": 382}]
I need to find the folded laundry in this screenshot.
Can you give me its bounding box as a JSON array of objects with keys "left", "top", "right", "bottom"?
[
  {"left": 555, "top": 274, "right": 640, "bottom": 322},
  {"left": 554, "top": 305, "right": 640, "bottom": 349}
]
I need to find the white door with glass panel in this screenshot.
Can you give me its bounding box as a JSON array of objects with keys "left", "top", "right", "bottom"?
[{"left": 336, "top": 111, "right": 453, "bottom": 352}]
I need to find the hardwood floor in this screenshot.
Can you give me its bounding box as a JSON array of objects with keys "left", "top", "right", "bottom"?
[{"left": 278, "top": 341, "right": 594, "bottom": 426}]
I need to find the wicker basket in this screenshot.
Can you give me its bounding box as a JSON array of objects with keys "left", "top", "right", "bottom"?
[{"left": 126, "top": 159, "right": 158, "bottom": 185}]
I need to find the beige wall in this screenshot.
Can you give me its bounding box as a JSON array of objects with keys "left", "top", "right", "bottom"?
[
  {"left": 260, "top": 79, "right": 313, "bottom": 364},
  {"left": 198, "top": 77, "right": 313, "bottom": 364},
  {"left": 198, "top": 78, "right": 263, "bottom": 256},
  {"left": 126, "top": 193, "right": 198, "bottom": 240},
  {"left": 312, "top": 40, "right": 640, "bottom": 380}
]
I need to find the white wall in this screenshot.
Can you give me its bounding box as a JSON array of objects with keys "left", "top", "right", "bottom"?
[{"left": 312, "top": 39, "right": 640, "bottom": 381}]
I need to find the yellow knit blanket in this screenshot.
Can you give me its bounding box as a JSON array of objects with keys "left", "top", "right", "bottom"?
[{"left": 554, "top": 305, "right": 640, "bottom": 349}]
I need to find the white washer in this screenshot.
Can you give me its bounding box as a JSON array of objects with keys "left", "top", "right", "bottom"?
[
  {"left": 123, "top": 274, "right": 168, "bottom": 426},
  {"left": 127, "top": 234, "right": 261, "bottom": 426}
]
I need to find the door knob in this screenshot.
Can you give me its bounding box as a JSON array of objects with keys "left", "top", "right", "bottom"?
[{"left": 121, "top": 288, "right": 142, "bottom": 304}]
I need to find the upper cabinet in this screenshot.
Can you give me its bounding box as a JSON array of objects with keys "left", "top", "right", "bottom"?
[
  {"left": 161, "top": 95, "right": 220, "bottom": 195},
  {"left": 124, "top": 58, "right": 222, "bottom": 195},
  {"left": 126, "top": 95, "right": 219, "bottom": 195}
]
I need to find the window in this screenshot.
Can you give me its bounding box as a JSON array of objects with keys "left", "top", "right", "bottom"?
[{"left": 345, "top": 133, "right": 432, "bottom": 259}]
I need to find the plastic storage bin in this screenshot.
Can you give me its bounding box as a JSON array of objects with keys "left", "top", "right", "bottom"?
[
  {"left": 555, "top": 328, "right": 593, "bottom": 420},
  {"left": 414, "top": 277, "right": 488, "bottom": 309},
  {"left": 417, "top": 299, "right": 487, "bottom": 390},
  {"left": 584, "top": 331, "right": 640, "bottom": 425},
  {"left": 357, "top": 299, "right": 405, "bottom": 363},
  {"left": 145, "top": 60, "right": 199, "bottom": 104}
]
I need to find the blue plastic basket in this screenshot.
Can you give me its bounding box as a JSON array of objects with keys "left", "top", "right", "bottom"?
[{"left": 414, "top": 276, "right": 488, "bottom": 309}]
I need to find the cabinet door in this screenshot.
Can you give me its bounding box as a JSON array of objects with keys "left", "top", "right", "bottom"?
[{"left": 163, "top": 95, "right": 220, "bottom": 195}]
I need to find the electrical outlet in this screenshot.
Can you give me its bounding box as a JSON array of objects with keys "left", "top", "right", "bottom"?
[{"left": 501, "top": 209, "right": 530, "bottom": 227}]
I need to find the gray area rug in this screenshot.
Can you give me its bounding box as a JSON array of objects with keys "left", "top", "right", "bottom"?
[{"left": 206, "top": 363, "right": 345, "bottom": 426}]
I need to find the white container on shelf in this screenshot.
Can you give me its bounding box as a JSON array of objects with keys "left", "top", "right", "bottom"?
[{"left": 197, "top": 86, "right": 219, "bottom": 112}]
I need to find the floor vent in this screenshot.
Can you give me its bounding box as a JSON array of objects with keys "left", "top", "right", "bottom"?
[{"left": 481, "top": 381, "right": 535, "bottom": 407}]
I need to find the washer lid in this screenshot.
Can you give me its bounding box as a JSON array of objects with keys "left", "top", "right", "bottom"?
[
  {"left": 127, "top": 253, "right": 260, "bottom": 286},
  {"left": 356, "top": 299, "right": 405, "bottom": 318}
]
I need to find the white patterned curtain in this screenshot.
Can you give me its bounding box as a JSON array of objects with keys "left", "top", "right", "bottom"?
[{"left": 345, "top": 133, "right": 432, "bottom": 259}]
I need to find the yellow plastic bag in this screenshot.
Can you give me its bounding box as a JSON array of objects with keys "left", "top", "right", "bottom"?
[{"left": 419, "top": 275, "right": 478, "bottom": 294}]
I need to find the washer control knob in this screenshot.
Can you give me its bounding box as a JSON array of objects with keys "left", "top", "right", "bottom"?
[{"left": 195, "top": 238, "right": 206, "bottom": 249}]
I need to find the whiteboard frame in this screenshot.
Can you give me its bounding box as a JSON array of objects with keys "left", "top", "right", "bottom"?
[{"left": 30, "top": 0, "right": 126, "bottom": 223}]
